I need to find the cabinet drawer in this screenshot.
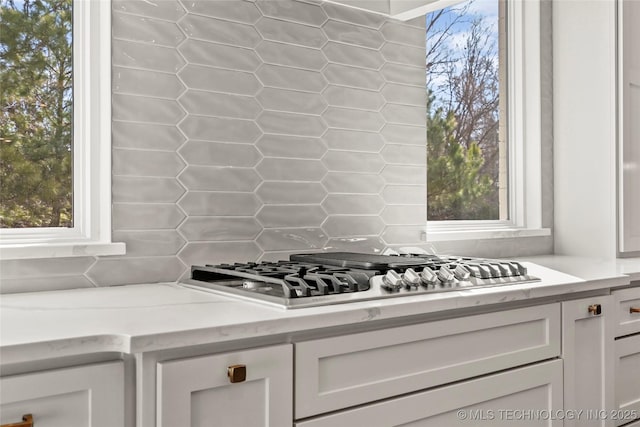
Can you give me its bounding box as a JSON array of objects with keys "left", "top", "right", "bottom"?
[
  {"left": 295, "top": 303, "right": 560, "bottom": 418},
  {"left": 0, "top": 361, "right": 124, "bottom": 427},
  {"left": 613, "top": 287, "right": 640, "bottom": 337},
  {"left": 296, "top": 359, "right": 563, "bottom": 427},
  {"left": 615, "top": 334, "right": 640, "bottom": 426}
]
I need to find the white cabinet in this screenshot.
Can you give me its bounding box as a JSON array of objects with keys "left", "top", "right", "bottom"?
[
  {"left": 156, "top": 344, "right": 292, "bottom": 427},
  {"left": 0, "top": 361, "right": 124, "bottom": 427},
  {"left": 295, "top": 304, "right": 560, "bottom": 418},
  {"left": 618, "top": 0, "right": 640, "bottom": 254},
  {"left": 296, "top": 360, "right": 564, "bottom": 427},
  {"left": 562, "top": 296, "right": 615, "bottom": 427}
]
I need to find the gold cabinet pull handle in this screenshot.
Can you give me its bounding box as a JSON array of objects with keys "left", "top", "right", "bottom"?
[
  {"left": 1, "top": 414, "right": 33, "bottom": 427},
  {"left": 588, "top": 304, "right": 602, "bottom": 315},
  {"left": 630, "top": 307, "right": 640, "bottom": 314},
  {"left": 228, "top": 364, "right": 246, "bottom": 383}
]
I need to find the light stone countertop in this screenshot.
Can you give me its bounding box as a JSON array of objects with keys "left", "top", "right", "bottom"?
[{"left": 1, "top": 257, "right": 639, "bottom": 365}]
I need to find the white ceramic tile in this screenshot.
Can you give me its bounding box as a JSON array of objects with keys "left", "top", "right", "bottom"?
[
  {"left": 112, "top": 122, "right": 185, "bottom": 151},
  {"left": 381, "top": 42, "right": 425, "bottom": 66},
  {"left": 181, "top": 0, "right": 261, "bottom": 24},
  {"left": 256, "top": 182, "right": 327, "bottom": 204},
  {"left": 113, "top": 67, "right": 185, "bottom": 99},
  {"left": 381, "top": 185, "right": 426, "bottom": 204},
  {"left": 256, "top": 134, "right": 327, "bottom": 159},
  {"left": 380, "top": 144, "right": 426, "bottom": 165},
  {"left": 323, "top": 42, "right": 384, "bottom": 70},
  {"left": 256, "top": 205, "right": 326, "bottom": 227},
  {"left": 321, "top": 172, "right": 385, "bottom": 194},
  {"left": 178, "top": 39, "right": 261, "bottom": 72},
  {"left": 381, "top": 124, "right": 426, "bottom": 145},
  {"left": 256, "top": 111, "right": 327, "bottom": 137},
  {"left": 381, "top": 225, "right": 426, "bottom": 245},
  {"left": 179, "top": 90, "right": 261, "bottom": 119},
  {"left": 178, "top": 166, "right": 261, "bottom": 191},
  {"left": 178, "top": 141, "right": 261, "bottom": 167},
  {"left": 322, "top": 216, "right": 385, "bottom": 237},
  {"left": 321, "top": 2, "right": 386, "bottom": 29},
  {"left": 381, "top": 103, "right": 426, "bottom": 126},
  {"left": 179, "top": 65, "right": 262, "bottom": 95},
  {"left": 322, "top": 20, "right": 385, "bottom": 49},
  {"left": 113, "top": 149, "right": 185, "bottom": 177},
  {"left": 323, "top": 129, "right": 384, "bottom": 152},
  {"left": 113, "top": 177, "right": 185, "bottom": 203},
  {"left": 323, "top": 107, "right": 384, "bottom": 132},
  {"left": 381, "top": 165, "right": 426, "bottom": 185},
  {"left": 255, "top": 40, "right": 327, "bottom": 71},
  {"left": 112, "top": 94, "right": 186, "bottom": 124},
  {"left": 179, "top": 14, "right": 261, "bottom": 48},
  {"left": 112, "top": 230, "right": 186, "bottom": 256},
  {"left": 256, "top": 0, "right": 327, "bottom": 26},
  {"left": 255, "top": 17, "right": 327, "bottom": 48},
  {"left": 381, "top": 83, "right": 426, "bottom": 106},
  {"left": 322, "top": 151, "right": 385, "bottom": 173},
  {"left": 112, "top": 0, "right": 186, "bottom": 21},
  {"left": 178, "top": 192, "right": 262, "bottom": 216},
  {"left": 179, "top": 217, "right": 262, "bottom": 241},
  {"left": 256, "top": 158, "right": 327, "bottom": 181},
  {"left": 178, "top": 116, "right": 262, "bottom": 143},
  {"left": 112, "top": 203, "right": 186, "bottom": 230},
  {"left": 256, "top": 228, "right": 328, "bottom": 251},
  {"left": 112, "top": 39, "right": 185, "bottom": 72},
  {"left": 0, "top": 276, "right": 95, "bottom": 294},
  {"left": 86, "top": 257, "right": 186, "bottom": 286},
  {"left": 323, "top": 86, "right": 385, "bottom": 111},
  {"left": 381, "top": 62, "right": 425, "bottom": 86},
  {"left": 257, "top": 87, "right": 327, "bottom": 115},
  {"left": 256, "top": 64, "right": 327, "bottom": 93},
  {"left": 381, "top": 205, "right": 426, "bottom": 225},
  {"left": 113, "top": 11, "right": 185, "bottom": 46},
  {"left": 179, "top": 242, "right": 262, "bottom": 266},
  {"left": 322, "top": 64, "right": 385, "bottom": 91},
  {"left": 322, "top": 194, "right": 385, "bottom": 215},
  {"left": 380, "top": 20, "right": 426, "bottom": 48}
]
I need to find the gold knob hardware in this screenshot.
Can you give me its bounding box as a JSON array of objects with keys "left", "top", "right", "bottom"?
[
  {"left": 1, "top": 414, "right": 33, "bottom": 427},
  {"left": 630, "top": 307, "right": 640, "bottom": 314},
  {"left": 588, "top": 304, "right": 602, "bottom": 315},
  {"left": 228, "top": 364, "right": 246, "bottom": 383}
]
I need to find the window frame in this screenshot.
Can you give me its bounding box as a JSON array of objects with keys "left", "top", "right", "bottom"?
[
  {"left": 425, "top": 0, "right": 550, "bottom": 242},
  {"left": 0, "top": 0, "right": 124, "bottom": 259}
]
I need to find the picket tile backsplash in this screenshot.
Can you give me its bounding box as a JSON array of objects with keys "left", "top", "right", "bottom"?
[{"left": 0, "top": 0, "right": 553, "bottom": 293}]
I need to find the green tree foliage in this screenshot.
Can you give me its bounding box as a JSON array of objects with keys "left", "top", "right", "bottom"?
[
  {"left": 0, "top": 0, "right": 73, "bottom": 228},
  {"left": 426, "top": 2, "right": 501, "bottom": 221}
]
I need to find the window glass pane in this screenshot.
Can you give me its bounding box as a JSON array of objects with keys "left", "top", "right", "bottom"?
[
  {"left": 0, "top": 0, "right": 73, "bottom": 228},
  {"left": 426, "top": 0, "right": 505, "bottom": 221}
]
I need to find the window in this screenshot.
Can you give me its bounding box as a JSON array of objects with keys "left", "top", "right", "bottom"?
[
  {"left": 424, "top": 0, "right": 549, "bottom": 240},
  {"left": 0, "top": 0, "right": 124, "bottom": 259}
]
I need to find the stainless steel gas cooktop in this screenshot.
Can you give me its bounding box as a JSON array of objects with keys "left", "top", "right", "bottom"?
[{"left": 181, "top": 252, "right": 540, "bottom": 309}]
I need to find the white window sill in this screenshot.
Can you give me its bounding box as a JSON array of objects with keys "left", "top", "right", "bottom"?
[
  {"left": 0, "top": 242, "right": 126, "bottom": 260},
  {"left": 426, "top": 227, "right": 551, "bottom": 242}
]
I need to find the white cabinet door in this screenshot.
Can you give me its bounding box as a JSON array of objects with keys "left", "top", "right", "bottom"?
[
  {"left": 615, "top": 334, "right": 640, "bottom": 426},
  {"left": 619, "top": 0, "right": 640, "bottom": 253},
  {"left": 296, "top": 360, "right": 563, "bottom": 427},
  {"left": 156, "top": 344, "right": 292, "bottom": 427},
  {"left": 0, "top": 361, "right": 124, "bottom": 427},
  {"left": 562, "top": 296, "right": 615, "bottom": 427}
]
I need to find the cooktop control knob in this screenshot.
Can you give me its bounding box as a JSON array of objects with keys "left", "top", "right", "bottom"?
[
  {"left": 419, "top": 267, "right": 438, "bottom": 286},
  {"left": 382, "top": 270, "right": 403, "bottom": 292},
  {"left": 437, "top": 265, "right": 456, "bottom": 284},
  {"left": 402, "top": 268, "right": 421, "bottom": 289},
  {"left": 453, "top": 265, "right": 471, "bottom": 281}
]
